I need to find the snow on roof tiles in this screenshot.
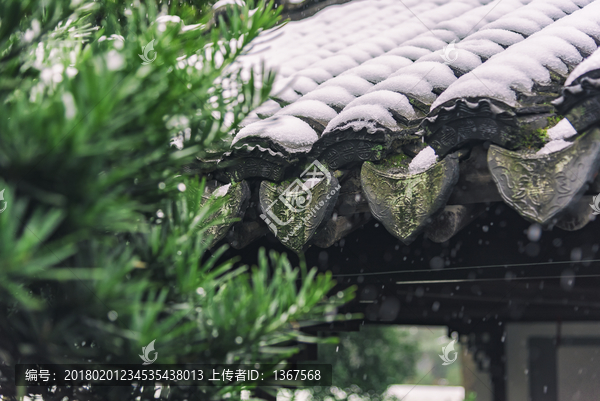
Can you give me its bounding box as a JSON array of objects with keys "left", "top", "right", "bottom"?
[
  {"left": 565, "top": 46, "right": 600, "bottom": 86},
  {"left": 344, "top": 91, "right": 418, "bottom": 121},
  {"left": 464, "top": 29, "right": 524, "bottom": 47},
  {"left": 227, "top": 0, "right": 600, "bottom": 179},
  {"left": 552, "top": 46, "right": 600, "bottom": 134},
  {"left": 431, "top": 0, "right": 600, "bottom": 110},
  {"left": 204, "top": 0, "right": 600, "bottom": 252},
  {"left": 233, "top": 115, "right": 318, "bottom": 153},
  {"left": 241, "top": 0, "right": 440, "bottom": 80},
  {"left": 233, "top": 0, "right": 528, "bottom": 157},
  {"left": 274, "top": 99, "right": 339, "bottom": 128},
  {"left": 318, "top": 0, "right": 536, "bottom": 140}
]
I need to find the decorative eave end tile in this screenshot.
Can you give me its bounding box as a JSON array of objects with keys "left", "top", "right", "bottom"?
[
  {"left": 201, "top": 181, "right": 250, "bottom": 249},
  {"left": 259, "top": 161, "right": 341, "bottom": 253},
  {"left": 360, "top": 153, "right": 459, "bottom": 245},
  {"left": 487, "top": 127, "right": 600, "bottom": 225}
]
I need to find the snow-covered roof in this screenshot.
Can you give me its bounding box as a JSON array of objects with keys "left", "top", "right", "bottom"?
[
  {"left": 430, "top": 0, "right": 600, "bottom": 110},
  {"left": 230, "top": 0, "right": 600, "bottom": 164},
  {"left": 565, "top": 45, "right": 600, "bottom": 86},
  {"left": 552, "top": 45, "right": 600, "bottom": 134},
  {"left": 200, "top": 0, "right": 600, "bottom": 252}
]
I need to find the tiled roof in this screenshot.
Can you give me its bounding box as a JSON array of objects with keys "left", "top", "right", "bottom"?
[
  {"left": 236, "top": 0, "right": 510, "bottom": 165},
  {"left": 199, "top": 0, "right": 600, "bottom": 252}
]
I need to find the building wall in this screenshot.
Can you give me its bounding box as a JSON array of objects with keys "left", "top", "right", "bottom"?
[
  {"left": 557, "top": 346, "right": 600, "bottom": 400},
  {"left": 506, "top": 322, "right": 600, "bottom": 401},
  {"left": 461, "top": 345, "right": 493, "bottom": 401}
]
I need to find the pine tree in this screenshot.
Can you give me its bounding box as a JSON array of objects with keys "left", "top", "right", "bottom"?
[{"left": 0, "top": 1, "right": 354, "bottom": 399}]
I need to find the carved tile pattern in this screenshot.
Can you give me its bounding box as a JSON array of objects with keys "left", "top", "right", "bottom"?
[
  {"left": 425, "top": 99, "right": 517, "bottom": 156},
  {"left": 259, "top": 163, "right": 340, "bottom": 253},
  {"left": 487, "top": 128, "right": 600, "bottom": 225},
  {"left": 202, "top": 181, "right": 250, "bottom": 249},
  {"left": 227, "top": 158, "right": 285, "bottom": 181},
  {"left": 429, "top": 117, "right": 515, "bottom": 156},
  {"left": 361, "top": 154, "right": 459, "bottom": 244},
  {"left": 322, "top": 140, "right": 384, "bottom": 170}
]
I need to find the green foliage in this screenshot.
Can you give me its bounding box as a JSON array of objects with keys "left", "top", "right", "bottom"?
[
  {"left": 308, "top": 326, "right": 418, "bottom": 400},
  {"left": 0, "top": 0, "right": 354, "bottom": 400},
  {"left": 402, "top": 327, "right": 461, "bottom": 386},
  {"left": 465, "top": 391, "right": 478, "bottom": 401},
  {"left": 518, "top": 128, "right": 549, "bottom": 151},
  {"left": 517, "top": 115, "right": 562, "bottom": 151},
  {"left": 282, "top": 327, "right": 463, "bottom": 401},
  {"left": 377, "top": 152, "right": 411, "bottom": 172}
]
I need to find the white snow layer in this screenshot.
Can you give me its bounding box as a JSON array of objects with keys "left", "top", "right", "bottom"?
[
  {"left": 345, "top": 90, "right": 418, "bottom": 120},
  {"left": 212, "top": 183, "right": 231, "bottom": 198},
  {"left": 362, "top": 55, "right": 414, "bottom": 71},
  {"left": 370, "top": 74, "right": 437, "bottom": 104},
  {"left": 408, "top": 146, "right": 438, "bottom": 174},
  {"left": 418, "top": 45, "right": 484, "bottom": 71},
  {"left": 565, "top": 47, "right": 600, "bottom": 85},
  {"left": 273, "top": 86, "right": 302, "bottom": 104},
  {"left": 388, "top": 46, "right": 432, "bottom": 61},
  {"left": 432, "top": 0, "right": 600, "bottom": 110},
  {"left": 320, "top": 75, "right": 374, "bottom": 96},
  {"left": 301, "top": 86, "right": 357, "bottom": 108},
  {"left": 235, "top": 0, "right": 599, "bottom": 153},
  {"left": 317, "top": 0, "right": 531, "bottom": 135},
  {"left": 465, "top": 29, "right": 524, "bottom": 46},
  {"left": 240, "top": 0, "right": 441, "bottom": 85},
  {"left": 295, "top": 68, "right": 334, "bottom": 83},
  {"left": 213, "top": 0, "right": 244, "bottom": 9},
  {"left": 536, "top": 139, "right": 572, "bottom": 155},
  {"left": 233, "top": 115, "right": 318, "bottom": 152},
  {"left": 547, "top": 118, "right": 578, "bottom": 140},
  {"left": 454, "top": 39, "right": 505, "bottom": 59},
  {"left": 238, "top": 112, "right": 261, "bottom": 128},
  {"left": 254, "top": 100, "right": 281, "bottom": 119},
  {"left": 275, "top": 100, "right": 338, "bottom": 126},
  {"left": 242, "top": 0, "right": 493, "bottom": 111},
  {"left": 389, "top": 62, "right": 457, "bottom": 88},
  {"left": 290, "top": 76, "right": 320, "bottom": 95},
  {"left": 324, "top": 104, "right": 399, "bottom": 134},
  {"left": 340, "top": 63, "right": 394, "bottom": 83}
]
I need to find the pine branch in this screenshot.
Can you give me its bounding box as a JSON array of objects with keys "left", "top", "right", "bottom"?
[{"left": 0, "top": 1, "right": 352, "bottom": 400}]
